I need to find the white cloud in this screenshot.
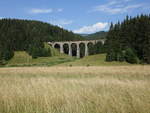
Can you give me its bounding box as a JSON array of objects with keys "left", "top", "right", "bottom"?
[
  {"left": 73, "top": 22, "right": 108, "bottom": 34},
  {"left": 29, "top": 8, "right": 63, "bottom": 14},
  {"left": 92, "top": 0, "right": 145, "bottom": 14},
  {"left": 57, "top": 8, "right": 63, "bottom": 12},
  {"left": 29, "top": 8, "right": 53, "bottom": 14},
  {"left": 49, "top": 19, "right": 73, "bottom": 27}
]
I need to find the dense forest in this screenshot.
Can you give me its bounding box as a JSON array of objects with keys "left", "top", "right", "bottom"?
[
  {"left": 0, "top": 19, "right": 83, "bottom": 63},
  {"left": 105, "top": 14, "right": 150, "bottom": 64}
]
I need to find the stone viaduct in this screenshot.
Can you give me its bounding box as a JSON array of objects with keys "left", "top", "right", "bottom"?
[{"left": 48, "top": 39, "right": 105, "bottom": 58}]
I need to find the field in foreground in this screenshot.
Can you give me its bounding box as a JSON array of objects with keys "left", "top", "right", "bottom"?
[{"left": 0, "top": 66, "right": 150, "bottom": 113}]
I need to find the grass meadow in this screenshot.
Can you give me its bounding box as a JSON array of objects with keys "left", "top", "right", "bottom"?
[
  {"left": 0, "top": 66, "right": 150, "bottom": 113},
  {"left": 6, "top": 51, "right": 129, "bottom": 67}
]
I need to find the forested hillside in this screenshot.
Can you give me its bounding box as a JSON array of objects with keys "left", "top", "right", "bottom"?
[
  {"left": 105, "top": 14, "right": 150, "bottom": 64},
  {"left": 0, "top": 19, "right": 83, "bottom": 63},
  {"left": 0, "top": 19, "right": 83, "bottom": 50},
  {"left": 82, "top": 31, "right": 107, "bottom": 40}
]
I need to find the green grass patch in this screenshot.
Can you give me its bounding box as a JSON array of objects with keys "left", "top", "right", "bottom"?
[
  {"left": 57, "top": 54, "right": 131, "bottom": 66},
  {"left": 5, "top": 46, "right": 132, "bottom": 67},
  {"left": 6, "top": 48, "right": 76, "bottom": 67}
]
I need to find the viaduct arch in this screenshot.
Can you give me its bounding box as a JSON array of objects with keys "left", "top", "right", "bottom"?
[{"left": 48, "top": 39, "right": 105, "bottom": 58}]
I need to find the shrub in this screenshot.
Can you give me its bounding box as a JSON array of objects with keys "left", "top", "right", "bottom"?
[
  {"left": 27, "top": 44, "right": 52, "bottom": 59},
  {"left": 69, "top": 64, "right": 72, "bottom": 67},
  {"left": 0, "top": 52, "right": 3, "bottom": 65},
  {"left": 106, "top": 50, "right": 116, "bottom": 62},
  {"left": 86, "top": 64, "right": 90, "bottom": 67},
  {"left": 40, "top": 48, "right": 51, "bottom": 57},
  {"left": 106, "top": 52, "right": 112, "bottom": 62},
  {"left": 117, "top": 50, "right": 125, "bottom": 62},
  {"left": 125, "top": 48, "right": 139, "bottom": 64},
  {"left": 31, "top": 47, "right": 38, "bottom": 59},
  {"left": 2, "top": 49, "right": 14, "bottom": 61}
]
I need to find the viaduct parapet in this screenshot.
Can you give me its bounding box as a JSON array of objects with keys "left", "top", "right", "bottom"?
[{"left": 48, "top": 39, "right": 105, "bottom": 58}]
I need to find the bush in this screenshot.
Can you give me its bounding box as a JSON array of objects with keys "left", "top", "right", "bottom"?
[
  {"left": 27, "top": 44, "right": 52, "bottom": 59},
  {"left": 117, "top": 50, "right": 125, "bottom": 62},
  {"left": 125, "top": 48, "right": 139, "bottom": 64},
  {"left": 2, "top": 49, "right": 14, "bottom": 61},
  {"left": 0, "top": 52, "right": 3, "bottom": 65},
  {"left": 40, "top": 48, "right": 51, "bottom": 57},
  {"left": 106, "top": 50, "right": 116, "bottom": 62},
  {"left": 106, "top": 48, "right": 140, "bottom": 64},
  {"left": 69, "top": 64, "right": 72, "bottom": 67},
  {"left": 106, "top": 52, "right": 112, "bottom": 62},
  {"left": 31, "top": 47, "right": 38, "bottom": 59},
  {"left": 86, "top": 64, "right": 90, "bottom": 67}
]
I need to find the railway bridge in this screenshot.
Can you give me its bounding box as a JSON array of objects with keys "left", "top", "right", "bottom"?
[{"left": 48, "top": 39, "right": 105, "bottom": 58}]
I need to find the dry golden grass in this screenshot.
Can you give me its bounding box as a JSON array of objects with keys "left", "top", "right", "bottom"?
[{"left": 0, "top": 66, "right": 150, "bottom": 113}]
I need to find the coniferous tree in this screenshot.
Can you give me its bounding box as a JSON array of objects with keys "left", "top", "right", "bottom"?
[{"left": 105, "top": 14, "right": 150, "bottom": 64}]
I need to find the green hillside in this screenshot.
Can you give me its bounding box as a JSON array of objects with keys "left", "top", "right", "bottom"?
[
  {"left": 57, "top": 54, "right": 130, "bottom": 66},
  {"left": 82, "top": 31, "right": 107, "bottom": 40}
]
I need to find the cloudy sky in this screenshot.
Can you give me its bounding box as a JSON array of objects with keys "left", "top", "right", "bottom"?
[{"left": 0, "top": 0, "right": 150, "bottom": 34}]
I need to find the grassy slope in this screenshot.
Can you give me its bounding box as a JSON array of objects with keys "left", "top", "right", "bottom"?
[
  {"left": 6, "top": 43, "right": 130, "bottom": 67},
  {"left": 7, "top": 51, "right": 131, "bottom": 67},
  {"left": 7, "top": 47, "right": 75, "bottom": 67},
  {"left": 57, "top": 54, "right": 130, "bottom": 66},
  {"left": 7, "top": 53, "right": 130, "bottom": 67}
]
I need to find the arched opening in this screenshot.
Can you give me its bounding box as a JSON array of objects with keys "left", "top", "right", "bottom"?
[
  {"left": 54, "top": 43, "right": 60, "bottom": 52},
  {"left": 79, "top": 43, "right": 85, "bottom": 58},
  {"left": 63, "top": 43, "right": 69, "bottom": 54},
  {"left": 71, "top": 43, "right": 77, "bottom": 56},
  {"left": 88, "top": 42, "right": 95, "bottom": 55}
]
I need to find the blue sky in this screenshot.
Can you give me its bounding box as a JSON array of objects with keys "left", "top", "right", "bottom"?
[{"left": 0, "top": 0, "right": 150, "bottom": 34}]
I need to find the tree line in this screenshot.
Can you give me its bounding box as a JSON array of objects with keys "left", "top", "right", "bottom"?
[{"left": 105, "top": 14, "right": 150, "bottom": 64}]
